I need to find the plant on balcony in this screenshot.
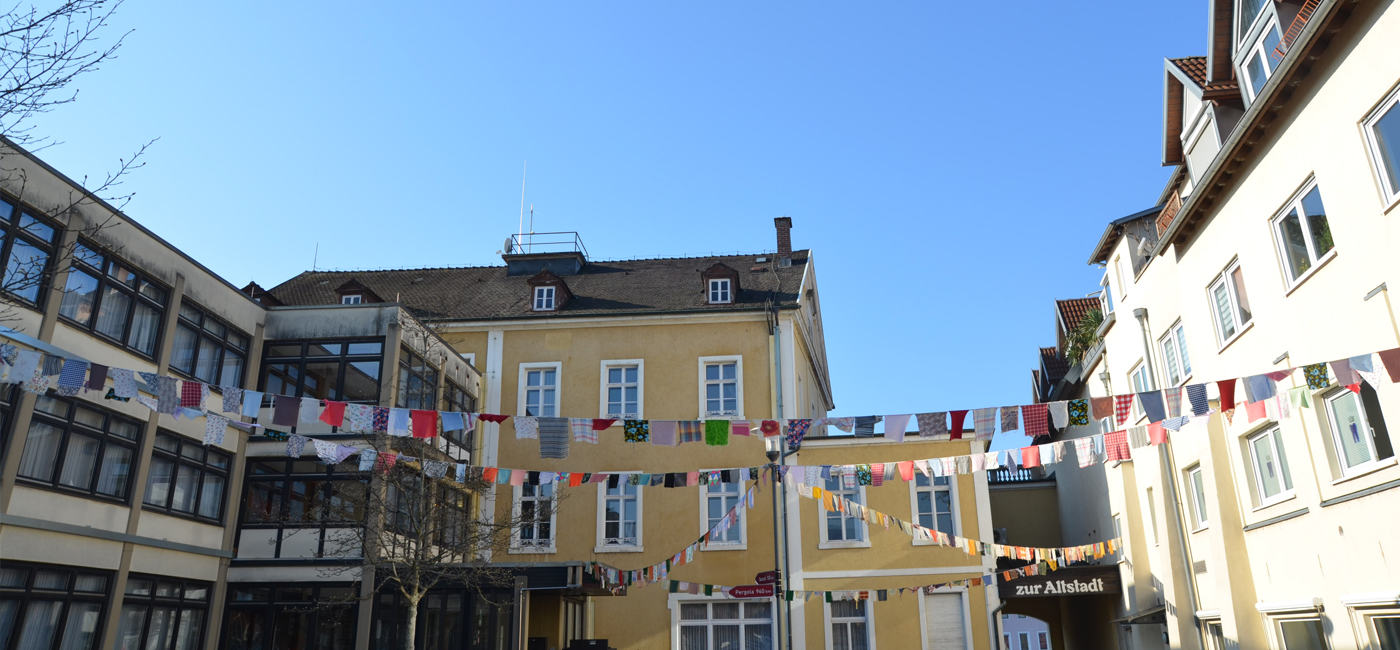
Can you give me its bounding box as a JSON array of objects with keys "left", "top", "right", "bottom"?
[{"left": 1065, "top": 308, "right": 1104, "bottom": 366}]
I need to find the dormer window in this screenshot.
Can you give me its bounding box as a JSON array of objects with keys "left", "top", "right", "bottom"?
[
  {"left": 534, "top": 286, "right": 556, "bottom": 311},
  {"left": 709, "top": 279, "right": 731, "bottom": 304},
  {"left": 341, "top": 294, "right": 361, "bottom": 305},
  {"left": 1242, "top": 18, "right": 1282, "bottom": 101}
]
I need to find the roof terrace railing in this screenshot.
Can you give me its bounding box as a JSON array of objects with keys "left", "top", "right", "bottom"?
[
  {"left": 507, "top": 231, "right": 589, "bottom": 259},
  {"left": 1275, "top": 0, "right": 1321, "bottom": 59}
]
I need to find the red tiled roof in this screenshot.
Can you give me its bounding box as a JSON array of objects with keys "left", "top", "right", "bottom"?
[
  {"left": 1056, "top": 297, "right": 1101, "bottom": 333},
  {"left": 1170, "top": 56, "right": 1240, "bottom": 95},
  {"left": 1040, "top": 346, "right": 1069, "bottom": 382}
]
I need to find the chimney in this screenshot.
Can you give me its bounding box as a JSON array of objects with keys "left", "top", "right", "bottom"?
[{"left": 774, "top": 217, "right": 793, "bottom": 262}]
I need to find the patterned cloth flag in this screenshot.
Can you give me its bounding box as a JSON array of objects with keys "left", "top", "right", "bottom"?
[
  {"left": 181, "top": 380, "right": 206, "bottom": 408},
  {"left": 55, "top": 360, "right": 88, "bottom": 397},
  {"left": 1075, "top": 438, "right": 1096, "bottom": 467},
  {"left": 204, "top": 414, "right": 228, "bottom": 446},
  {"left": 4, "top": 349, "right": 40, "bottom": 386},
  {"left": 972, "top": 409, "right": 997, "bottom": 440},
  {"left": 155, "top": 377, "right": 180, "bottom": 414},
  {"left": 823, "top": 417, "right": 854, "bottom": 433},
  {"left": 786, "top": 419, "right": 812, "bottom": 450},
  {"left": 359, "top": 450, "right": 378, "bottom": 472},
  {"left": 314, "top": 439, "right": 341, "bottom": 464},
  {"left": 705, "top": 420, "right": 731, "bottom": 446},
  {"left": 623, "top": 420, "right": 650, "bottom": 442},
  {"left": 571, "top": 418, "right": 599, "bottom": 443},
  {"left": 853, "top": 416, "right": 880, "bottom": 438},
  {"left": 539, "top": 417, "right": 569, "bottom": 459},
  {"left": 678, "top": 421, "right": 704, "bottom": 443},
  {"left": 1104, "top": 431, "right": 1130, "bottom": 462},
  {"left": 1162, "top": 416, "right": 1190, "bottom": 431},
  {"left": 1353, "top": 354, "right": 1382, "bottom": 389},
  {"left": 222, "top": 387, "right": 244, "bottom": 415},
  {"left": 372, "top": 407, "right": 389, "bottom": 433},
  {"left": 345, "top": 404, "right": 373, "bottom": 432},
  {"left": 1021, "top": 404, "right": 1049, "bottom": 439},
  {"left": 1127, "top": 426, "right": 1150, "bottom": 448},
  {"left": 1301, "top": 362, "right": 1330, "bottom": 389},
  {"left": 1185, "top": 384, "right": 1210, "bottom": 416},
  {"left": 287, "top": 434, "right": 308, "bottom": 458},
  {"left": 1067, "top": 400, "right": 1090, "bottom": 427},
  {"left": 917, "top": 413, "right": 947, "bottom": 438},
  {"left": 424, "top": 461, "right": 450, "bottom": 479},
  {"left": 1163, "top": 388, "right": 1183, "bottom": 418},
  {"left": 1113, "top": 395, "right": 1133, "bottom": 426},
  {"left": 1000, "top": 407, "right": 1019, "bottom": 432}
]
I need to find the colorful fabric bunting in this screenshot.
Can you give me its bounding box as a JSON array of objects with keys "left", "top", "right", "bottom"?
[
  {"left": 1067, "top": 399, "right": 1089, "bottom": 426},
  {"left": 917, "top": 412, "right": 947, "bottom": 438},
  {"left": 948, "top": 410, "right": 969, "bottom": 440},
  {"left": 539, "top": 417, "right": 569, "bottom": 458},
  {"left": 1000, "top": 406, "right": 1020, "bottom": 432},
  {"left": 411, "top": 410, "right": 439, "bottom": 438}
]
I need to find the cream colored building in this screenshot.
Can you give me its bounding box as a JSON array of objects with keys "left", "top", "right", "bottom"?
[{"left": 1025, "top": 1, "right": 1400, "bottom": 648}]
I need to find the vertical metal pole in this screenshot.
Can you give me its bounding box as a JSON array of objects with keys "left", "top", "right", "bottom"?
[{"left": 769, "top": 462, "right": 786, "bottom": 650}]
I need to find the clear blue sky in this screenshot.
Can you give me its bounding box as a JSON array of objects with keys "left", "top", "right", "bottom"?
[{"left": 25, "top": 1, "right": 1204, "bottom": 450}]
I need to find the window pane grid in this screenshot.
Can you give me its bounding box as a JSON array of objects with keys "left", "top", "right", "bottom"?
[
  {"left": 144, "top": 432, "right": 230, "bottom": 523},
  {"left": 55, "top": 242, "right": 167, "bottom": 358},
  {"left": 0, "top": 199, "right": 57, "bottom": 307},
  {"left": 823, "top": 478, "right": 863, "bottom": 542},
  {"left": 260, "top": 339, "right": 384, "bottom": 408},
  {"left": 16, "top": 396, "right": 141, "bottom": 501},
  {"left": 606, "top": 365, "right": 640, "bottom": 419},
  {"left": 704, "top": 362, "right": 738, "bottom": 417}
]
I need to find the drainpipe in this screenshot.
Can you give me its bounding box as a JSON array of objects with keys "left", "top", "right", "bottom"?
[
  {"left": 771, "top": 304, "right": 795, "bottom": 650},
  {"left": 1163, "top": 440, "right": 1205, "bottom": 650},
  {"left": 990, "top": 601, "right": 1007, "bottom": 650},
  {"left": 1132, "top": 308, "right": 1158, "bottom": 390}
]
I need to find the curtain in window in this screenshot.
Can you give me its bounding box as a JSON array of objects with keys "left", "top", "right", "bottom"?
[
  {"left": 679, "top": 627, "right": 707, "bottom": 650},
  {"left": 145, "top": 458, "right": 174, "bottom": 506},
  {"left": 171, "top": 465, "right": 199, "bottom": 513},
  {"left": 94, "top": 288, "right": 131, "bottom": 341},
  {"left": 1332, "top": 392, "right": 1374, "bottom": 468},
  {"left": 0, "top": 600, "right": 20, "bottom": 650},
  {"left": 95, "top": 445, "right": 132, "bottom": 497},
  {"left": 115, "top": 605, "right": 147, "bottom": 650},
  {"left": 57, "top": 602, "right": 101, "bottom": 650},
  {"left": 14, "top": 600, "right": 62, "bottom": 650},
  {"left": 57, "top": 434, "right": 100, "bottom": 489},
  {"left": 17, "top": 422, "right": 63, "bottom": 481},
  {"left": 58, "top": 270, "right": 99, "bottom": 325},
  {"left": 170, "top": 327, "right": 198, "bottom": 374},
  {"left": 198, "top": 474, "right": 225, "bottom": 519},
  {"left": 127, "top": 304, "right": 160, "bottom": 355},
  {"left": 172, "top": 610, "right": 203, "bottom": 650}
]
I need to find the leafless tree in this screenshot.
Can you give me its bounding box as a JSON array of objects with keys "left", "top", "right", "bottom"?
[
  {"left": 271, "top": 431, "right": 558, "bottom": 650},
  {"left": 1, "top": 1, "right": 154, "bottom": 323}
]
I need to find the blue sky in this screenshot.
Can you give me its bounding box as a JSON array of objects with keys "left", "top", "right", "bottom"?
[{"left": 24, "top": 1, "right": 1204, "bottom": 450}]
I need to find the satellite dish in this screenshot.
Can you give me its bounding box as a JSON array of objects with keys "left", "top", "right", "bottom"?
[{"left": 504, "top": 238, "right": 514, "bottom": 254}]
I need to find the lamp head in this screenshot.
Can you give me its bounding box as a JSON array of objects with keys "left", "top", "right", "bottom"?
[{"left": 765, "top": 435, "right": 783, "bottom": 461}]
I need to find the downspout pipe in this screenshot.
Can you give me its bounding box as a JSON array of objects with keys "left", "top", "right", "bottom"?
[{"left": 1132, "top": 308, "right": 1158, "bottom": 390}]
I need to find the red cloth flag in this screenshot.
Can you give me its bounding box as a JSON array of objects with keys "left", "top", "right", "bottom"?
[
  {"left": 1148, "top": 422, "right": 1168, "bottom": 445},
  {"left": 1245, "top": 400, "right": 1267, "bottom": 423},
  {"left": 1020, "top": 445, "right": 1042, "bottom": 468},
  {"left": 1217, "top": 379, "right": 1237, "bottom": 410},
  {"left": 320, "top": 400, "right": 347, "bottom": 427},
  {"left": 948, "top": 410, "right": 969, "bottom": 440},
  {"left": 591, "top": 418, "right": 617, "bottom": 430},
  {"left": 411, "top": 410, "right": 439, "bottom": 438},
  {"left": 478, "top": 414, "right": 510, "bottom": 424}
]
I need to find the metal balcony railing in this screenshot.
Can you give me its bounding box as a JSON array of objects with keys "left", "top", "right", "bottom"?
[
  {"left": 507, "top": 231, "right": 589, "bottom": 259},
  {"left": 1275, "top": 0, "right": 1321, "bottom": 59}
]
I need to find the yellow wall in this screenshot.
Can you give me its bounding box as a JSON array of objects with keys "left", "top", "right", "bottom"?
[{"left": 989, "top": 484, "right": 1062, "bottom": 549}]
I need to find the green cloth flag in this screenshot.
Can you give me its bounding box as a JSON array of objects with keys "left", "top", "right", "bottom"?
[{"left": 705, "top": 420, "right": 730, "bottom": 446}]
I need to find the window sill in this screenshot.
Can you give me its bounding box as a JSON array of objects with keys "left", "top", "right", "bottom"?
[
  {"left": 702, "top": 415, "right": 746, "bottom": 422},
  {"left": 1216, "top": 320, "right": 1256, "bottom": 355},
  {"left": 818, "top": 540, "right": 871, "bottom": 550},
  {"left": 593, "top": 545, "right": 644, "bottom": 554},
  {"left": 1190, "top": 524, "right": 1210, "bottom": 535},
  {"left": 1282, "top": 249, "right": 1339, "bottom": 297},
  {"left": 1381, "top": 193, "right": 1400, "bottom": 216},
  {"left": 1252, "top": 491, "right": 1297, "bottom": 513},
  {"left": 1331, "top": 457, "right": 1398, "bottom": 485},
  {"left": 701, "top": 543, "right": 747, "bottom": 552},
  {"left": 912, "top": 537, "right": 956, "bottom": 547},
  {"left": 141, "top": 505, "right": 225, "bottom": 528},
  {"left": 508, "top": 545, "right": 556, "bottom": 555}
]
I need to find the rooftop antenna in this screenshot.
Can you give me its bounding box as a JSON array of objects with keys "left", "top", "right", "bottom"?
[
  {"left": 313, "top": 243, "right": 318, "bottom": 270},
  {"left": 518, "top": 160, "right": 527, "bottom": 253},
  {"left": 528, "top": 204, "right": 535, "bottom": 253}
]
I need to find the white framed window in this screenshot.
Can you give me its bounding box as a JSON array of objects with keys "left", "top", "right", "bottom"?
[
  {"left": 819, "top": 476, "right": 869, "bottom": 549},
  {"left": 708, "top": 279, "right": 732, "bottom": 304},
  {"left": 920, "top": 589, "right": 970, "bottom": 649},
  {"left": 1099, "top": 274, "right": 1114, "bottom": 315},
  {"left": 1241, "top": 18, "right": 1283, "bottom": 101},
  {"left": 1186, "top": 465, "right": 1209, "bottom": 530},
  {"left": 1207, "top": 260, "right": 1254, "bottom": 347},
  {"left": 596, "top": 481, "right": 642, "bottom": 552},
  {"left": 1159, "top": 321, "right": 1193, "bottom": 387},
  {"left": 1324, "top": 384, "right": 1395, "bottom": 477},
  {"left": 1038, "top": 632, "right": 1049, "bottom": 649},
  {"left": 517, "top": 362, "right": 560, "bottom": 417},
  {"left": 1271, "top": 179, "right": 1335, "bottom": 287},
  {"left": 1236, "top": 0, "right": 1271, "bottom": 45},
  {"left": 698, "top": 356, "right": 743, "bottom": 419},
  {"left": 676, "top": 599, "right": 773, "bottom": 650},
  {"left": 910, "top": 474, "right": 956, "bottom": 542},
  {"left": 1146, "top": 487, "right": 1159, "bottom": 545},
  {"left": 533, "top": 286, "right": 556, "bottom": 311},
  {"left": 699, "top": 477, "right": 746, "bottom": 549},
  {"left": 1362, "top": 83, "right": 1400, "bottom": 205},
  {"left": 826, "top": 599, "right": 874, "bottom": 650},
  {"left": 1130, "top": 361, "right": 1151, "bottom": 420},
  {"left": 511, "top": 482, "right": 555, "bottom": 552},
  {"left": 340, "top": 294, "right": 361, "bottom": 305},
  {"left": 1364, "top": 612, "right": 1400, "bottom": 649},
  {"left": 1248, "top": 427, "right": 1295, "bottom": 506},
  {"left": 599, "top": 360, "right": 643, "bottom": 420},
  {"left": 1206, "top": 621, "right": 1226, "bottom": 650},
  {"left": 1273, "top": 616, "right": 1329, "bottom": 650}
]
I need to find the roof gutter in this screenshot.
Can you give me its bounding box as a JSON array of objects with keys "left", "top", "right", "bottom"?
[
  {"left": 1153, "top": 0, "right": 1346, "bottom": 256},
  {"left": 417, "top": 304, "right": 802, "bottom": 324}
]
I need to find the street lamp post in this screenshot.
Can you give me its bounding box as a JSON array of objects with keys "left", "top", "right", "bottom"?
[{"left": 765, "top": 436, "right": 787, "bottom": 650}]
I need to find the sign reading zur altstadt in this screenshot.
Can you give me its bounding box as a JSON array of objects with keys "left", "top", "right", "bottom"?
[{"left": 998, "top": 566, "right": 1121, "bottom": 599}]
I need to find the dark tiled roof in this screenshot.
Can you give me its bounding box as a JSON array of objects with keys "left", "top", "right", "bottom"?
[
  {"left": 1040, "top": 346, "right": 1069, "bottom": 382},
  {"left": 1056, "top": 297, "right": 1101, "bottom": 333},
  {"left": 1170, "top": 56, "right": 1240, "bottom": 94},
  {"left": 266, "top": 251, "right": 810, "bottom": 321}
]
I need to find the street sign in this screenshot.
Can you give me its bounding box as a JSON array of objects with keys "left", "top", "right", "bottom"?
[
  {"left": 754, "top": 571, "right": 779, "bottom": 585},
  {"left": 997, "top": 565, "right": 1121, "bottom": 599},
  {"left": 728, "top": 585, "right": 775, "bottom": 599}
]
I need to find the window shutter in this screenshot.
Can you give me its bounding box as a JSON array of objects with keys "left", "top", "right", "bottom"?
[{"left": 923, "top": 593, "right": 967, "bottom": 649}]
